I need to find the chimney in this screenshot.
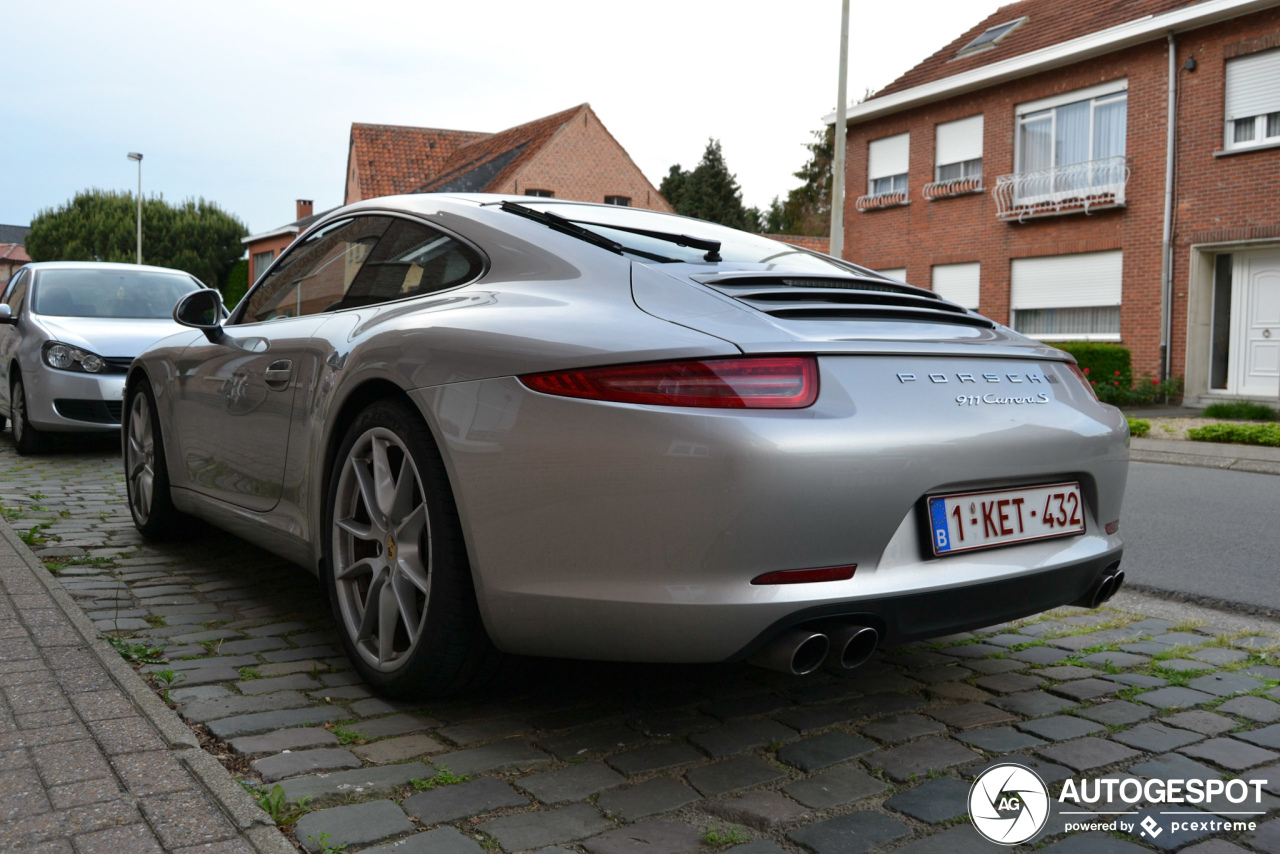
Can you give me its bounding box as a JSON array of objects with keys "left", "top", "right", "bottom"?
[{"left": 296, "top": 199, "right": 314, "bottom": 220}]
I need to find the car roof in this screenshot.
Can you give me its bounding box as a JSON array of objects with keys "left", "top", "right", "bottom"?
[{"left": 23, "top": 261, "right": 198, "bottom": 276}]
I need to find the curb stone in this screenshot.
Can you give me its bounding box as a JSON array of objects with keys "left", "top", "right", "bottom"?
[{"left": 0, "top": 516, "right": 291, "bottom": 853}]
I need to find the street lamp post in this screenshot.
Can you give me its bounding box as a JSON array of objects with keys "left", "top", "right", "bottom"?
[
  {"left": 830, "top": 0, "right": 850, "bottom": 259},
  {"left": 127, "top": 152, "right": 143, "bottom": 264}
]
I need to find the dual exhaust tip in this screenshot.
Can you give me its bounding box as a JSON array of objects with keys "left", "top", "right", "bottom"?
[
  {"left": 750, "top": 624, "right": 879, "bottom": 676},
  {"left": 1090, "top": 568, "right": 1126, "bottom": 609}
]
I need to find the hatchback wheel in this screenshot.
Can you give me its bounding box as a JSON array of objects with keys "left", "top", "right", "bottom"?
[
  {"left": 325, "top": 399, "right": 498, "bottom": 698},
  {"left": 124, "top": 382, "right": 184, "bottom": 538},
  {"left": 10, "top": 375, "right": 44, "bottom": 455}
]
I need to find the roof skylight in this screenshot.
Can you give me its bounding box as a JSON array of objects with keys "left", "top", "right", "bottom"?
[{"left": 957, "top": 17, "right": 1027, "bottom": 56}]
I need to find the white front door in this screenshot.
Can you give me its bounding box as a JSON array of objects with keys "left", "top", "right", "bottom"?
[{"left": 1232, "top": 250, "right": 1280, "bottom": 398}]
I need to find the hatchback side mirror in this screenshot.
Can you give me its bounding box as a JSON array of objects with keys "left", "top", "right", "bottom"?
[
  {"left": 0, "top": 305, "right": 13, "bottom": 325},
  {"left": 174, "top": 289, "right": 226, "bottom": 342}
]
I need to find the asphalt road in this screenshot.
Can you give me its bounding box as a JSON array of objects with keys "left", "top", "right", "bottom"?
[{"left": 1123, "top": 461, "right": 1280, "bottom": 613}]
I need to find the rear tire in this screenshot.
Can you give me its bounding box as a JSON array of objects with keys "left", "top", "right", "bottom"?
[
  {"left": 323, "top": 398, "right": 500, "bottom": 698},
  {"left": 11, "top": 375, "right": 44, "bottom": 455},
  {"left": 124, "top": 380, "right": 185, "bottom": 539}
]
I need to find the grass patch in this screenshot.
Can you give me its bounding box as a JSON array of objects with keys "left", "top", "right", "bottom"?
[
  {"left": 1127, "top": 417, "right": 1151, "bottom": 437},
  {"left": 1201, "top": 401, "right": 1277, "bottom": 421},
  {"left": 239, "top": 667, "right": 262, "bottom": 680},
  {"left": 107, "top": 637, "right": 165, "bottom": 665},
  {"left": 409, "top": 766, "right": 469, "bottom": 791},
  {"left": 702, "top": 825, "right": 751, "bottom": 846},
  {"left": 328, "top": 722, "right": 366, "bottom": 745}
]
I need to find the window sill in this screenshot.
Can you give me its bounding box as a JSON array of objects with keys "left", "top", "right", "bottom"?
[{"left": 1214, "top": 139, "right": 1280, "bottom": 157}]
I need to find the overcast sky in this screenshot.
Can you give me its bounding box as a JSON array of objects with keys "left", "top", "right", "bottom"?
[{"left": 3, "top": 0, "right": 1002, "bottom": 235}]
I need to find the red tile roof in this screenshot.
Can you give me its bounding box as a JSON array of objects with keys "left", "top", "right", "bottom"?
[
  {"left": 0, "top": 244, "right": 30, "bottom": 263},
  {"left": 419, "top": 104, "right": 589, "bottom": 193},
  {"left": 348, "top": 124, "right": 490, "bottom": 200},
  {"left": 875, "top": 0, "right": 1209, "bottom": 98}
]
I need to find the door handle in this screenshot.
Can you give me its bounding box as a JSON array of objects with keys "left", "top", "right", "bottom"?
[{"left": 264, "top": 359, "right": 293, "bottom": 388}]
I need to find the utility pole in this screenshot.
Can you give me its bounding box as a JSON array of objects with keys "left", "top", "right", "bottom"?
[
  {"left": 127, "top": 152, "right": 143, "bottom": 263},
  {"left": 829, "top": 0, "right": 850, "bottom": 259}
]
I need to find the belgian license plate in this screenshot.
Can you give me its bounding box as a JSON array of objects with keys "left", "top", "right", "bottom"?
[{"left": 927, "top": 482, "right": 1085, "bottom": 556}]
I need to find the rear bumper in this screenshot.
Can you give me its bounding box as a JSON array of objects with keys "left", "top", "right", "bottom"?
[{"left": 730, "top": 549, "right": 1122, "bottom": 660}]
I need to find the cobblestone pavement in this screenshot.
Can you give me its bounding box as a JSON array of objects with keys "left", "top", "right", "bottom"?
[{"left": 7, "top": 436, "right": 1280, "bottom": 853}]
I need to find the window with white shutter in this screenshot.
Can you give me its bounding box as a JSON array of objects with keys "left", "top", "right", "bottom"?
[
  {"left": 935, "top": 116, "right": 983, "bottom": 182},
  {"left": 868, "top": 134, "right": 909, "bottom": 196},
  {"left": 1225, "top": 48, "right": 1280, "bottom": 150},
  {"left": 932, "top": 262, "right": 980, "bottom": 310},
  {"left": 1011, "top": 251, "right": 1122, "bottom": 340},
  {"left": 875, "top": 268, "right": 907, "bottom": 283}
]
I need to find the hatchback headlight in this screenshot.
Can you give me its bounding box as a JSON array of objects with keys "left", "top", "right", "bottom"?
[{"left": 42, "top": 342, "right": 107, "bottom": 373}]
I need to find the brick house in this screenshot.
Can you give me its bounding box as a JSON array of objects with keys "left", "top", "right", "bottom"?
[
  {"left": 0, "top": 225, "right": 31, "bottom": 290},
  {"left": 831, "top": 0, "right": 1280, "bottom": 403},
  {"left": 241, "top": 201, "right": 334, "bottom": 285},
  {"left": 345, "top": 103, "right": 673, "bottom": 213}
]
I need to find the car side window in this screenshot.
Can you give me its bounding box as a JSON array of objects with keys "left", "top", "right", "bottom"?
[
  {"left": 240, "top": 216, "right": 391, "bottom": 323},
  {"left": 5, "top": 270, "right": 29, "bottom": 314},
  {"left": 338, "top": 219, "right": 484, "bottom": 310}
]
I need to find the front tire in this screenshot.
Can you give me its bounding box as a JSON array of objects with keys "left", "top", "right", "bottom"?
[
  {"left": 124, "top": 381, "right": 184, "bottom": 539},
  {"left": 11, "top": 374, "right": 44, "bottom": 455},
  {"left": 324, "top": 399, "right": 498, "bottom": 698}
]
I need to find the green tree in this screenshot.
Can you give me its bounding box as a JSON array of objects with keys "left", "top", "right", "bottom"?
[
  {"left": 26, "top": 190, "right": 248, "bottom": 294},
  {"left": 660, "top": 139, "right": 757, "bottom": 231},
  {"left": 763, "top": 125, "right": 834, "bottom": 236}
]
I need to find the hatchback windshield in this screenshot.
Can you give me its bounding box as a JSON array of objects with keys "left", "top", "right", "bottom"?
[
  {"left": 33, "top": 269, "right": 201, "bottom": 319},
  {"left": 509, "top": 201, "right": 866, "bottom": 274}
]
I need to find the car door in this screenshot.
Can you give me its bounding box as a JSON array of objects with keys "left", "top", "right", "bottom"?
[
  {"left": 170, "top": 216, "right": 393, "bottom": 511},
  {"left": 0, "top": 268, "right": 31, "bottom": 413}
]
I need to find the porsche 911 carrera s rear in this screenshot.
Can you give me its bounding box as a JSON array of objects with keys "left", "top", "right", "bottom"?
[{"left": 411, "top": 239, "right": 1128, "bottom": 675}]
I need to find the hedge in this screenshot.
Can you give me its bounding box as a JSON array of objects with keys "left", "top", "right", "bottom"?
[
  {"left": 1187, "top": 422, "right": 1280, "bottom": 447},
  {"left": 1054, "top": 341, "right": 1131, "bottom": 386}
]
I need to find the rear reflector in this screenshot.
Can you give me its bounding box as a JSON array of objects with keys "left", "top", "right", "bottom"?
[
  {"left": 1105, "top": 520, "right": 1120, "bottom": 535},
  {"left": 752, "top": 565, "right": 856, "bottom": 585},
  {"left": 520, "top": 356, "right": 818, "bottom": 409}
]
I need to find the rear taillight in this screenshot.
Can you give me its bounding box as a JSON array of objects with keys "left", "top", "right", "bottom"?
[
  {"left": 752, "top": 565, "right": 856, "bottom": 585},
  {"left": 1066, "top": 363, "right": 1098, "bottom": 400},
  {"left": 520, "top": 356, "right": 818, "bottom": 409}
]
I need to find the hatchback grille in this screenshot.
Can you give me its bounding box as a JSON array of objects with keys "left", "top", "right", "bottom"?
[
  {"left": 692, "top": 274, "right": 994, "bottom": 329},
  {"left": 102, "top": 357, "right": 133, "bottom": 373},
  {"left": 54, "top": 399, "right": 123, "bottom": 425}
]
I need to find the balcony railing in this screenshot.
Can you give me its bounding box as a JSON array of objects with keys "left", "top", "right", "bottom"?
[
  {"left": 993, "top": 156, "right": 1130, "bottom": 222},
  {"left": 855, "top": 190, "right": 909, "bottom": 212},
  {"left": 923, "top": 175, "right": 984, "bottom": 200}
]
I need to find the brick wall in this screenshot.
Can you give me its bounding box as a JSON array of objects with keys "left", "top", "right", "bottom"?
[
  {"left": 768, "top": 234, "right": 831, "bottom": 253},
  {"left": 840, "top": 7, "right": 1280, "bottom": 381},
  {"left": 244, "top": 233, "right": 296, "bottom": 284},
  {"left": 494, "top": 110, "right": 674, "bottom": 213}
]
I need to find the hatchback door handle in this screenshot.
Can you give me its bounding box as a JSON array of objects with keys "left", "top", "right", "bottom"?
[{"left": 264, "top": 359, "right": 293, "bottom": 388}]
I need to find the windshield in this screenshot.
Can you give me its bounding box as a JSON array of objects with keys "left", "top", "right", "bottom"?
[
  {"left": 508, "top": 201, "right": 860, "bottom": 274},
  {"left": 33, "top": 269, "right": 202, "bottom": 319}
]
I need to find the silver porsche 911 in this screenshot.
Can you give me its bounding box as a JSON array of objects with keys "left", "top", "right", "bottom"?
[{"left": 125, "top": 194, "right": 1128, "bottom": 697}]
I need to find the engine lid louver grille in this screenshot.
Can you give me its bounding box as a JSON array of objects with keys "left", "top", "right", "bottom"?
[{"left": 691, "top": 274, "right": 995, "bottom": 329}]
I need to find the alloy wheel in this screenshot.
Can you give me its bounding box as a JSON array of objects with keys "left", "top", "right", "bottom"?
[
  {"left": 125, "top": 393, "right": 155, "bottom": 524},
  {"left": 332, "top": 427, "right": 431, "bottom": 672}
]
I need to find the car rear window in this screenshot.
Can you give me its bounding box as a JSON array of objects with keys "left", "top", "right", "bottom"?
[
  {"left": 510, "top": 201, "right": 855, "bottom": 273},
  {"left": 33, "top": 269, "right": 201, "bottom": 319}
]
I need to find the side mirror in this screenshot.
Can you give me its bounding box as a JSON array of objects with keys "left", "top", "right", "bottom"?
[
  {"left": 174, "top": 289, "right": 226, "bottom": 342},
  {"left": 0, "top": 305, "right": 13, "bottom": 325}
]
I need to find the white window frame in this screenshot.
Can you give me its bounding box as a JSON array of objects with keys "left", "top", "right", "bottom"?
[
  {"left": 1014, "top": 82, "right": 1129, "bottom": 176},
  {"left": 1010, "top": 251, "right": 1123, "bottom": 342},
  {"left": 867, "top": 133, "right": 910, "bottom": 198},
  {"left": 1224, "top": 49, "right": 1280, "bottom": 151},
  {"left": 956, "top": 17, "right": 1027, "bottom": 57}
]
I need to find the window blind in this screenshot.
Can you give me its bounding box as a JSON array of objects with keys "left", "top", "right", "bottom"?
[
  {"left": 932, "top": 262, "right": 980, "bottom": 309},
  {"left": 875, "top": 268, "right": 907, "bottom": 282},
  {"left": 868, "top": 134, "right": 909, "bottom": 180},
  {"left": 935, "top": 116, "right": 983, "bottom": 166},
  {"left": 1011, "top": 251, "right": 1122, "bottom": 310},
  {"left": 1225, "top": 49, "right": 1280, "bottom": 120}
]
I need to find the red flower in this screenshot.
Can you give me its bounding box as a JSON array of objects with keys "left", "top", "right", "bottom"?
[
  {"left": 1114, "top": 381, "right": 1120, "bottom": 385},
  {"left": 1090, "top": 380, "right": 1097, "bottom": 385},
  {"left": 1114, "top": 370, "right": 1121, "bottom": 375},
  {"left": 1083, "top": 367, "right": 1091, "bottom": 375}
]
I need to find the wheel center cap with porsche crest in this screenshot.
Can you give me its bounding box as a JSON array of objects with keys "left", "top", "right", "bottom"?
[{"left": 386, "top": 535, "right": 397, "bottom": 562}]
